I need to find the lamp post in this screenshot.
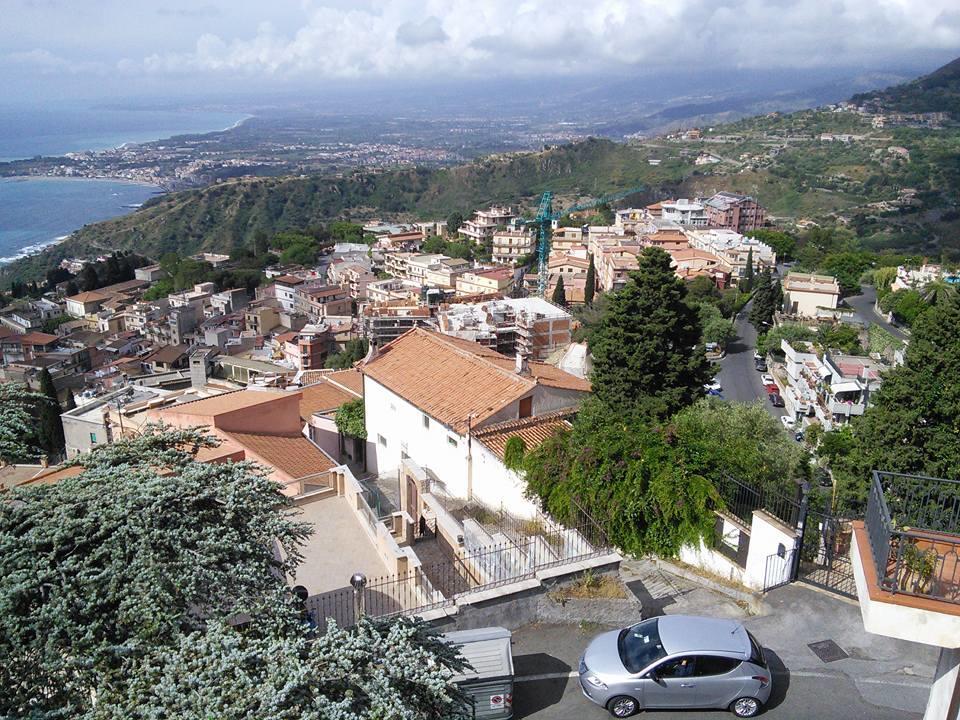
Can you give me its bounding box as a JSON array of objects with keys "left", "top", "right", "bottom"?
[{"left": 350, "top": 572, "right": 367, "bottom": 621}]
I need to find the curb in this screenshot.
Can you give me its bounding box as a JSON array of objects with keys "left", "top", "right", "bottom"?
[{"left": 648, "top": 556, "right": 766, "bottom": 612}]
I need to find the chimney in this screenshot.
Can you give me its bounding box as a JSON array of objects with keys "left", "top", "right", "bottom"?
[{"left": 515, "top": 350, "right": 530, "bottom": 376}]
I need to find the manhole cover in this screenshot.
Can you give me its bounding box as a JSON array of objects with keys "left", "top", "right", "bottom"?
[{"left": 808, "top": 639, "right": 849, "bottom": 663}]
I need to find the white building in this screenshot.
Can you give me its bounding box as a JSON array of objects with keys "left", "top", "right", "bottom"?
[
  {"left": 660, "top": 199, "right": 708, "bottom": 227},
  {"left": 782, "top": 272, "right": 841, "bottom": 317},
  {"left": 685, "top": 229, "right": 776, "bottom": 284},
  {"left": 492, "top": 229, "right": 535, "bottom": 264},
  {"left": 459, "top": 206, "right": 516, "bottom": 244},
  {"left": 361, "top": 329, "right": 590, "bottom": 517},
  {"left": 780, "top": 339, "right": 884, "bottom": 430}
]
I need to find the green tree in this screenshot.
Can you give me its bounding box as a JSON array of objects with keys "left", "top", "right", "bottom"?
[
  {"left": 880, "top": 288, "right": 929, "bottom": 326},
  {"left": 920, "top": 279, "right": 958, "bottom": 306},
  {"left": 36, "top": 368, "right": 65, "bottom": 460},
  {"left": 747, "top": 229, "right": 796, "bottom": 261},
  {"left": 65, "top": 279, "right": 80, "bottom": 296},
  {"left": 503, "top": 436, "right": 527, "bottom": 472},
  {"left": 816, "top": 324, "right": 863, "bottom": 354},
  {"left": 0, "top": 426, "right": 467, "bottom": 719},
  {"left": 686, "top": 276, "right": 721, "bottom": 306},
  {"left": 742, "top": 247, "right": 754, "bottom": 292},
  {"left": 335, "top": 398, "right": 367, "bottom": 440},
  {"left": 326, "top": 338, "right": 369, "bottom": 369},
  {"left": 584, "top": 254, "right": 596, "bottom": 305},
  {"left": 93, "top": 617, "right": 470, "bottom": 720},
  {"left": 589, "top": 247, "right": 710, "bottom": 419},
  {"left": 756, "top": 322, "right": 814, "bottom": 357},
  {"left": 698, "top": 303, "right": 735, "bottom": 347},
  {"left": 523, "top": 399, "right": 719, "bottom": 557},
  {"left": 871, "top": 266, "right": 898, "bottom": 301},
  {"left": 0, "top": 382, "right": 44, "bottom": 463},
  {"left": 672, "top": 399, "right": 809, "bottom": 492},
  {"left": 446, "top": 212, "right": 464, "bottom": 236},
  {"left": 748, "top": 270, "right": 776, "bottom": 332},
  {"left": 79, "top": 264, "right": 100, "bottom": 292},
  {"left": 835, "top": 294, "right": 960, "bottom": 509},
  {"left": 820, "top": 252, "right": 871, "bottom": 296},
  {"left": 551, "top": 275, "right": 568, "bottom": 307}
]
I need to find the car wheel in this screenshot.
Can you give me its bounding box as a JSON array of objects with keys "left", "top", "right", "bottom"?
[
  {"left": 607, "top": 695, "right": 639, "bottom": 717},
  {"left": 730, "top": 696, "right": 761, "bottom": 717}
]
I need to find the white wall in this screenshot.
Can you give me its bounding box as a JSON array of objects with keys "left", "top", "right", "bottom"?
[
  {"left": 679, "top": 538, "right": 746, "bottom": 585},
  {"left": 472, "top": 439, "right": 540, "bottom": 519},
  {"left": 743, "top": 511, "right": 798, "bottom": 590},
  {"left": 364, "top": 376, "right": 470, "bottom": 496}
]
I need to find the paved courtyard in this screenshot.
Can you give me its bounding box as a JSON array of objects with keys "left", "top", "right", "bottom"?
[{"left": 508, "top": 560, "right": 937, "bottom": 719}]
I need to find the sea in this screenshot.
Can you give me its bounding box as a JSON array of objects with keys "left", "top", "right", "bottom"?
[{"left": 0, "top": 104, "right": 248, "bottom": 264}]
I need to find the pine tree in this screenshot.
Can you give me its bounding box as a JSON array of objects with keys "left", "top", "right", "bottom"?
[
  {"left": 37, "top": 368, "right": 65, "bottom": 460},
  {"left": 590, "top": 247, "right": 711, "bottom": 418},
  {"left": 65, "top": 280, "right": 79, "bottom": 296},
  {"left": 742, "top": 248, "right": 754, "bottom": 292},
  {"left": 552, "top": 275, "right": 567, "bottom": 307},
  {"left": 79, "top": 264, "right": 99, "bottom": 292},
  {"left": 584, "top": 254, "right": 596, "bottom": 305}
]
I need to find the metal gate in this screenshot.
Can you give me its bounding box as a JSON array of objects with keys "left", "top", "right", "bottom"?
[{"left": 796, "top": 508, "right": 858, "bottom": 599}]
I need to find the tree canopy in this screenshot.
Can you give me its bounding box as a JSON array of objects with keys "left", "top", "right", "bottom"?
[
  {"left": 37, "top": 368, "right": 65, "bottom": 460},
  {"left": 0, "top": 381, "right": 46, "bottom": 463},
  {"left": 0, "top": 426, "right": 466, "bottom": 718},
  {"left": 551, "top": 275, "right": 567, "bottom": 307},
  {"left": 584, "top": 254, "right": 596, "bottom": 305},
  {"left": 589, "top": 247, "right": 710, "bottom": 419}
]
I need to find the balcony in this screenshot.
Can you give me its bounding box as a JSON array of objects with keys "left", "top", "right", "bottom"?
[
  {"left": 850, "top": 471, "right": 960, "bottom": 650},
  {"left": 865, "top": 471, "right": 960, "bottom": 605}
]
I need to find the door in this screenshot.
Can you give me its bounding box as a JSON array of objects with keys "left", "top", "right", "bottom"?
[
  {"left": 638, "top": 656, "right": 705, "bottom": 709},
  {"left": 690, "top": 655, "right": 745, "bottom": 708}
]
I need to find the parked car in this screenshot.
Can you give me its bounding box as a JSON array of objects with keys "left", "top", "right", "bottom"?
[
  {"left": 794, "top": 431, "right": 804, "bottom": 442},
  {"left": 579, "top": 616, "right": 771, "bottom": 718},
  {"left": 754, "top": 358, "right": 767, "bottom": 372},
  {"left": 780, "top": 416, "right": 796, "bottom": 430},
  {"left": 764, "top": 383, "right": 779, "bottom": 394},
  {"left": 760, "top": 374, "right": 774, "bottom": 386},
  {"left": 768, "top": 393, "right": 784, "bottom": 407},
  {"left": 704, "top": 378, "right": 722, "bottom": 392}
]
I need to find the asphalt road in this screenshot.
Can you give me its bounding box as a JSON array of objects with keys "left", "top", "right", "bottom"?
[
  {"left": 715, "top": 301, "right": 785, "bottom": 422},
  {"left": 842, "top": 286, "right": 908, "bottom": 341}
]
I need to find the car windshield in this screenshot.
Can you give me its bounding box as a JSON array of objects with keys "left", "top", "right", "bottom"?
[{"left": 618, "top": 619, "right": 667, "bottom": 673}]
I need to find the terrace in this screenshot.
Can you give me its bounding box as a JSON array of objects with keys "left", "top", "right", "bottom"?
[{"left": 864, "top": 471, "right": 960, "bottom": 606}]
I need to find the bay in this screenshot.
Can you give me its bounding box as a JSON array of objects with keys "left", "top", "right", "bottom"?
[{"left": 0, "top": 177, "right": 159, "bottom": 264}]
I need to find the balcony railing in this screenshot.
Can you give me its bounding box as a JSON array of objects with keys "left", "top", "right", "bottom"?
[{"left": 866, "top": 471, "right": 960, "bottom": 604}]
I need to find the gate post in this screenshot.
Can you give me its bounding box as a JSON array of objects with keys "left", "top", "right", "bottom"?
[{"left": 790, "top": 481, "right": 810, "bottom": 583}]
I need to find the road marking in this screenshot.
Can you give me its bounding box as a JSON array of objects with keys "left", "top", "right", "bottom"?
[{"left": 514, "top": 669, "right": 931, "bottom": 689}]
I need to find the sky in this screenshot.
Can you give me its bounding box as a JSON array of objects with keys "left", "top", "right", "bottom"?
[{"left": 3, "top": 0, "right": 959, "bottom": 104}]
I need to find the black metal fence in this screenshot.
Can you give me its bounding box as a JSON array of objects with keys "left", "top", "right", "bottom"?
[
  {"left": 867, "top": 471, "right": 960, "bottom": 605},
  {"left": 714, "top": 474, "right": 803, "bottom": 529}
]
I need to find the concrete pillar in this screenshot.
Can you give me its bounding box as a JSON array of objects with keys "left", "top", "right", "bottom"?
[{"left": 925, "top": 646, "right": 960, "bottom": 720}]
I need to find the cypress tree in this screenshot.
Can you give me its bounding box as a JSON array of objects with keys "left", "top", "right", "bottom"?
[
  {"left": 584, "top": 254, "right": 596, "bottom": 305},
  {"left": 742, "top": 247, "right": 754, "bottom": 292},
  {"left": 552, "top": 275, "right": 567, "bottom": 307},
  {"left": 748, "top": 270, "right": 775, "bottom": 331},
  {"left": 590, "top": 247, "right": 711, "bottom": 418},
  {"left": 37, "top": 369, "right": 65, "bottom": 459}
]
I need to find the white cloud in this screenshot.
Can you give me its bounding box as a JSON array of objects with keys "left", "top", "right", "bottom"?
[{"left": 9, "top": 0, "right": 960, "bottom": 82}]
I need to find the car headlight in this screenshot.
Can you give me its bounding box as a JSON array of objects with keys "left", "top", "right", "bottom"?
[{"left": 585, "top": 674, "right": 608, "bottom": 690}]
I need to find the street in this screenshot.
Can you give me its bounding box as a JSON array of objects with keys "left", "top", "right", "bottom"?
[
  {"left": 842, "top": 286, "right": 909, "bottom": 341},
  {"left": 714, "top": 300, "right": 785, "bottom": 422},
  {"left": 509, "top": 566, "right": 935, "bottom": 720}
]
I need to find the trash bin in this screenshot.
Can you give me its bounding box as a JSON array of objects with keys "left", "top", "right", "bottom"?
[{"left": 445, "top": 626, "right": 515, "bottom": 719}]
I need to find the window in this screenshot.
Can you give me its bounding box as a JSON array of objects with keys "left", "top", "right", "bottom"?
[
  {"left": 378, "top": 434, "right": 387, "bottom": 447},
  {"left": 518, "top": 396, "right": 533, "bottom": 418},
  {"left": 617, "top": 619, "right": 666, "bottom": 674},
  {"left": 89, "top": 432, "right": 97, "bottom": 444},
  {"left": 447, "top": 435, "right": 458, "bottom": 447},
  {"left": 422, "top": 415, "right": 430, "bottom": 430},
  {"left": 694, "top": 656, "right": 741, "bottom": 677},
  {"left": 655, "top": 656, "right": 697, "bottom": 678}
]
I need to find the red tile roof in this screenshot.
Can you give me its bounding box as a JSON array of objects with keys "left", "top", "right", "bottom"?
[
  {"left": 224, "top": 431, "right": 337, "bottom": 480},
  {"left": 474, "top": 408, "right": 576, "bottom": 461},
  {"left": 361, "top": 329, "right": 589, "bottom": 433}
]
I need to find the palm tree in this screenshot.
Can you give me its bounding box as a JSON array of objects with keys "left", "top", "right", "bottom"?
[{"left": 920, "top": 280, "right": 957, "bottom": 306}]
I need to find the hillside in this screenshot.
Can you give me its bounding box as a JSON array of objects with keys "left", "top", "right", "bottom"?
[
  {"left": 852, "top": 56, "right": 960, "bottom": 115},
  {"left": 1, "top": 139, "right": 685, "bottom": 282}
]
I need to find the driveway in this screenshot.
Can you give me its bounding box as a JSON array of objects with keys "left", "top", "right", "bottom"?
[
  {"left": 715, "top": 300, "right": 786, "bottom": 422},
  {"left": 510, "top": 562, "right": 936, "bottom": 720},
  {"left": 842, "top": 286, "right": 908, "bottom": 341}
]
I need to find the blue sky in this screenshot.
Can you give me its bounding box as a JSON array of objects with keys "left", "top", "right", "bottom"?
[{"left": 3, "top": 0, "right": 959, "bottom": 102}]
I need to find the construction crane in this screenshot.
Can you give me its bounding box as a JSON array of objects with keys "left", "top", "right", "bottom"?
[{"left": 520, "top": 186, "right": 645, "bottom": 297}]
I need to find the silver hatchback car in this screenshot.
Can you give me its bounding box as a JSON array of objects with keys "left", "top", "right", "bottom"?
[{"left": 579, "top": 615, "right": 772, "bottom": 718}]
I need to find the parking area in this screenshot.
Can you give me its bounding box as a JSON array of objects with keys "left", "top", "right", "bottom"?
[{"left": 507, "top": 564, "right": 936, "bottom": 720}]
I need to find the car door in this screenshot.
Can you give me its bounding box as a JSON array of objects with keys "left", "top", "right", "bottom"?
[
  {"left": 690, "top": 655, "right": 746, "bottom": 708},
  {"left": 640, "top": 656, "right": 706, "bottom": 709}
]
